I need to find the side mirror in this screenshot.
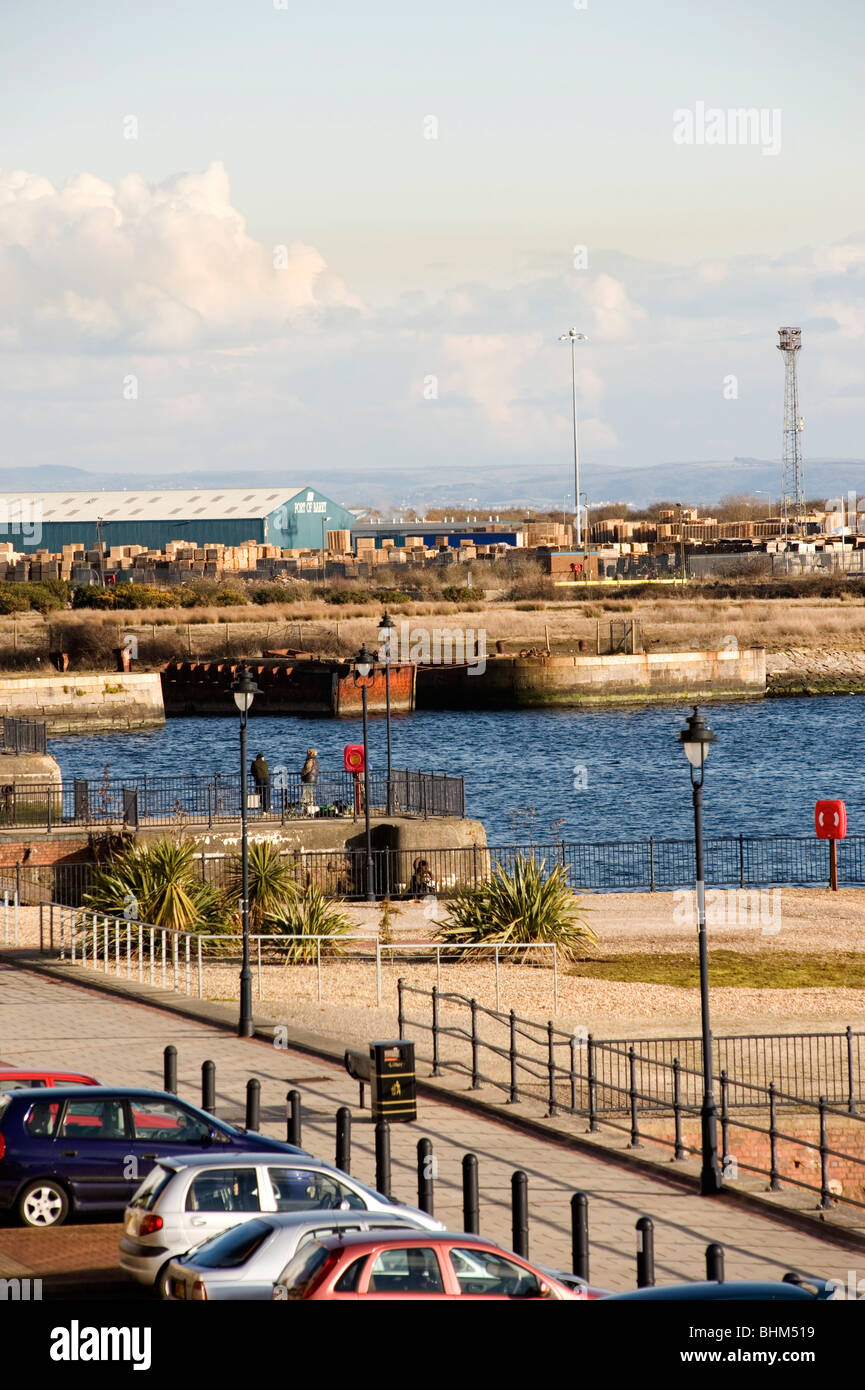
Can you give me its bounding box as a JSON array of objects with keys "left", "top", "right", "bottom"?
[{"left": 537, "top": 1281, "right": 552, "bottom": 1299}]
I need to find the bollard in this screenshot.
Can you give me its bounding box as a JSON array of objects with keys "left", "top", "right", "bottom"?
[
  {"left": 417, "top": 1137, "right": 434, "bottom": 1215},
  {"left": 511, "top": 1170, "right": 529, "bottom": 1259},
  {"left": 705, "top": 1242, "right": 725, "bottom": 1282},
  {"left": 636, "top": 1216, "right": 655, "bottom": 1288},
  {"left": 462, "top": 1153, "right": 479, "bottom": 1233},
  {"left": 336, "top": 1107, "right": 351, "bottom": 1174},
  {"left": 571, "top": 1192, "right": 589, "bottom": 1281},
  {"left": 375, "top": 1119, "right": 392, "bottom": 1199},
  {"left": 286, "top": 1089, "right": 302, "bottom": 1147},
  {"left": 163, "top": 1044, "right": 177, "bottom": 1095},
  {"left": 245, "top": 1078, "right": 260, "bottom": 1132},
  {"left": 201, "top": 1060, "right": 215, "bottom": 1113}
]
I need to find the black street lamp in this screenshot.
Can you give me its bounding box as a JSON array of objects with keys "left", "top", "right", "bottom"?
[
  {"left": 679, "top": 705, "right": 722, "bottom": 1195},
  {"left": 353, "top": 645, "right": 377, "bottom": 901},
  {"left": 378, "top": 610, "right": 396, "bottom": 816},
  {"left": 232, "top": 666, "right": 261, "bottom": 1037}
]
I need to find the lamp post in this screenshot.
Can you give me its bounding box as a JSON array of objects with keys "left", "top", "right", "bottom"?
[
  {"left": 378, "top": 611, "right": 396, "bottom": 816},
  {"left": 353, "top": 645, "right": 377, "bottom": 901},
  {"left": 558, "top": 329, "right": 588, "bottom": 548},
  {"left": 232, "top": 667, "right": 260, "bottom": 1037},
  {"left": 320, "top": 515, "right": 331, "bottom": 577},
  {"left": 679, "top": 705, "right": 722, "bottom": 1195}
]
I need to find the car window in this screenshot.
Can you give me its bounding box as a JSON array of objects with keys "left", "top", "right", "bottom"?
[
  {"left": 129, "top": 1100, "right": 210, "bottom": 1144},
  {"left": 268, "top": 1168, "right": 365, "bottom": 1212},
  {"left": 57, "top": 1100, "right": 127, "bottom": 1140},
  {"left": 1, "top": 1078, "right": 46, "bottom": 1090},
  {"left": 366, "top": 1247, "right": 445, "bottom": 1295},
  {"left": 192, "top": 1219, "right": 274, "bottom": 1268},
  {"left": 128, "top": 1164, "right": 174, "bottom": 1210},
  {"left": 277, "top": 1242, "right": 334, "bottom": 1299},
  {"left": 186, "top": 1168, "right": 261, "bottom": 1213},
  {"left": 24, "top": 1101, "right": 58, "bottom": 1137},
  {"left": 334, "top": 1256, "right": 367, "bottom": 1293},
  {"left": 448, "top": 1247, "right": 542, "bottom": 1297}
]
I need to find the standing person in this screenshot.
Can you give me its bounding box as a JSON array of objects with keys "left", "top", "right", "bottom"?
[
  {"left": 251, "top": 751, "right": 270, "bottom": 812},
  {"left": 300, "top": 747, "right": 319, "bottom": 812}
]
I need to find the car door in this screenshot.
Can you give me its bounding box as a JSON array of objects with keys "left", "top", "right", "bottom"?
[
  {"left": 358, "top": 1245, "right": 449, "bottom": 1300},
  {"left": 264, "top": 1167, "right": 366, "bottom": 1214},
  {"left": 52, "top": 1097, "right": 133, "bottom": 1210},
  {"left": 123, "top": 1097, "right": 217, "bottom": 1185},
  {"left": 445, "top": 1246, "right": 549, "bottom": 1299},
  {"left": 180, "top": 1165, "right": 264, "bottom": 1247}
]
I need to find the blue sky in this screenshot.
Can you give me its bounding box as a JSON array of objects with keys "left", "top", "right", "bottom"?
[{"left": 1, "top": 0, "right": 863, "bottom": 494}]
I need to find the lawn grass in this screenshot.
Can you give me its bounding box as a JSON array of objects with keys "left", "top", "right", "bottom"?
[{"left": 567, "top": 950, "right": 865, "bottom": 989}]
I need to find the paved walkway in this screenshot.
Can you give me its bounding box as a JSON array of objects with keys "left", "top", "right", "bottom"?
[{"left": 0, "top": 962, "right": 858, "bottom": 1293}]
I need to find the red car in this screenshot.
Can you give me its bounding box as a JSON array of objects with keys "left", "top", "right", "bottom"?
[
  {"left": 273, "top": 1231, "right": 589, "bottom": 1301},
  {"left": 0, "top": 1069, "right": 99, "bottom": 1091}
]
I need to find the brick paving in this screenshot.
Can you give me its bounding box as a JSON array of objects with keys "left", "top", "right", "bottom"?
[{"left": 1, "top": 962, "right": 861, "bottom": 1294}]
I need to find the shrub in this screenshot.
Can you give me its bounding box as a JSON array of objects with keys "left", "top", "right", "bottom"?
[
  {"left": 83, "top": 838, "right": 232, "bottom": 932},
  {"left": 266, "top": 884, "right": 353, "bottom": 963},
  {"left": 224, "top": 841, "right": 298, "bottom": 931},
  {"left": 438, "top": 854, "right": 596, "bottom": 962},
  {"left": 0, "top": 585, "right": 32, "bottom": 615},
  {"left": 325, "top": 589, "right": 373, "bottom": 605},
  {"left": 441, "top": 586, "right": 474, "bottom": 603}
]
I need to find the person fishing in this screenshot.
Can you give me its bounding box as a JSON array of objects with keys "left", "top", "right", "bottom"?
[
  {"left": 300, "top": 747, "right": 319, "bottom": 811},
  {"left": 251, "top": 751, "right": 270, "bottom": 812}
]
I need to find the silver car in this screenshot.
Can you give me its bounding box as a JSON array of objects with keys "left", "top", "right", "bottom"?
[
  {"left": 164, "top": 1210, "right": 431, "bottom": 1301},
  {"left": 119, "top": 1153, "right": 443, "bottom": 1296}
]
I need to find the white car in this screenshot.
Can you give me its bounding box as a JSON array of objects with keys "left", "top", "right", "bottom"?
[{"left": 119, "top": 1153, "right": 444, "bottom": 1296}]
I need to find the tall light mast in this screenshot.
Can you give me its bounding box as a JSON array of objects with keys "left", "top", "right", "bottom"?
[{"left": 777, "top": 327, "right": 805, "bottom": 542}]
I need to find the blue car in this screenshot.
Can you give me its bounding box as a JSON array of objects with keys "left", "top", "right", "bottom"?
[{"left": 0, "top": 1085, "right": 306, "bottom": 1228}]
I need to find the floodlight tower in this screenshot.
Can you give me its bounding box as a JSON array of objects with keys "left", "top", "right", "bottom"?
[{"left": 777, "top": 327, "right": 805, "bottom": 541}]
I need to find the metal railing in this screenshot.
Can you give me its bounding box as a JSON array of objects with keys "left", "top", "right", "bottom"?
[
  {"left": 0, "top": 717, "right": 47, "bottom": 755},
  {"left": 0, "top": 767, "right": 465, "bottom": 830},
  {"left": 397, "top": 981, "right": 865, "bottom": 1212}
]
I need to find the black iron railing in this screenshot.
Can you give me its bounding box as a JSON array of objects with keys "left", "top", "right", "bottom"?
[
  {"left": 0, "top": 717, "right": 47, "bottom": 755},
  {"left": 397, "top": 981, "right": 865, "bottom": 1213}
]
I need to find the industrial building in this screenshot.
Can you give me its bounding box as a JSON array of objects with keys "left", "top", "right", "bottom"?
[{"left": 0, "top": 486, "right": 357, "bottom": 554}]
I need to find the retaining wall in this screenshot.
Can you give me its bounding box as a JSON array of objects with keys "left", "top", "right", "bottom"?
[{"left": 0, "top": 673, "right": 164, "bottom": 732}]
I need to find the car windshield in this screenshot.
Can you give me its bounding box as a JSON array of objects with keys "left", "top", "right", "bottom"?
[
  {"left": 277, "top": 1242, "right": 333, "bottom": 1299},
  {"left": 128, "top": 1164, "right": 174, "bottom": 1210},
  {"left": 191, "top": 1220, "right": 275, "bottom": 1269},
  {"left": 345, "top": 1178, "right": 397, "bottom": 1207}
]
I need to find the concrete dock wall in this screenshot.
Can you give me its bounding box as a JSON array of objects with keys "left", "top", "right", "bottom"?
[{"left": 0, "top": 673, "right": 165, "bottom": 733}]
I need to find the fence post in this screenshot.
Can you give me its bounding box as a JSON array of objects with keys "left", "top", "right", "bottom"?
[
  {"left": 720, "top": 1069, "right": 729, "bottom": 1166},
  {"left": 470, "top": 997, "right": 480, "bottom": 1089},
  {"left": 546, "top": 1020, "right": 557, "bottom": 1118},
  {"left": 819, "top": 1096, "right": 832, "bottom": 1209},
  {"left": 673, "top": 1058, "right": 685, "bottom": 1159},
  {"left": 245, "top": 1078, "right": 260, "bottom": 1132},
  {"left": 286, "top": 1089, "right": 302, "bottom": 1147},
  {"left": 648, "top": 836, "right": 655, "bottom": 892},
  {"left": 768, "top": 1081, "right": 781, "bottom": 1191},
  {"left": 201, "top": 1060, "right": 215, "bottom": 1113},
  {"left": 397, "top": 978, "right": 405, "bottom": 1039},
  {"left": 336, "top": 1106, "right": 351, "bottom": 1174},
  {"left": 636, "top": 1216, "right": 655, "bottom": 1288},
  {"left": 375, "top": 1119, "right": 392, "bottom": 1199},
  {"left": 628, "top": 1046, "right": 641, "bottom": 1147},
  {"left": 375, "top": 938, "right": 382, "bottom": 1008},
  {"left": 846, "top": 1025, "right": 857, "bottom": 1116},
  {"left": 508, "top": 1010, "right": 518, "bottom": 1104},
  {"left": 739, "top": 833, "right": 745, "bottom": 889},
  {"left": 417, "top": 1137, "right": 434, "bottom": 1215},
  {"left": 705, "top": 1242, "right": 725, "bottom": 1282},
  {"left": 587, "top": 1034, "right": 599, "bottom": 1131},
  {"left": 462, "top": 1153, "right": 479, "bottom": 1233},
  {"left": 571, "top": 1192, "right": 589, "bottom": 1281},
  {"left": 431, "top": 985, "right": 441, "bottom": 1077},
  {"left": 569, "top": 1036, "right": 578, "bottom": 1112},
  {"left": 163, "top": 1044, "right": 177, "bottom": 1094},
  {"left": 511, "top": 1170, "right": 528, "bottom": 1258}
]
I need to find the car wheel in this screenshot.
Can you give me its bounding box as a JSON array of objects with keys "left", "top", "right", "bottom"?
[
  {"left": 155, "top": 1262, "right": 175, "bottom": 1300},
  {"left": 18, "top": 1180, "right": 70, "bottom": 1228}
]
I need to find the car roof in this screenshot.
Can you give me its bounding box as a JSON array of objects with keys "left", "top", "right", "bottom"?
[
  {"left": 4, "top": 1085, "right": 191, "bottom": 1101},
  {"left": 156, "top": 1153, "right": 330, "bottom": 1174},
  {"left": 606, "top": 1281, "right": 818, "bottom": 1301},
  {"left": 317, "top": 1231, "right": 502, "bottom": 1251},
  {"left": 0, "top": 1069, "right": 96, "bottom": 1078}
]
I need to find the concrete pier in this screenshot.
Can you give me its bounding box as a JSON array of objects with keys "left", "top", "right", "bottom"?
[{"left": 0, "top": 672, "right": 164, "bottom": 733}]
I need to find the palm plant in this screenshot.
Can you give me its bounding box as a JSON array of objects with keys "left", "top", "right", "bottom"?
[
  {"left": 224, "top": 840, "right": 297, "bottom": 931},
  {"left": 83, "top": 838, "right": 231, "bottom": 933},
  {"left": 438, "top": 854, "right": 595, "bottom": 962},
  {"left": 266, "top": 884, "right": 353, "bottom": 964}
]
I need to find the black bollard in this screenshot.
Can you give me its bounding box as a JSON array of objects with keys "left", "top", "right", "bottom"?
[
  {"left": 636, "top": 1216, "right": 655, "bottom": 1288},
  {"left": 336, "top": 1107, "right": 351, "bottom": 1174},
  {"left": 511, "top": 1170, "right": 528, "bottom": 1259},
  {"left": 417, "top": 1138, "right": 434, "bottom": 1216},
  {"left": 286, "top": 1089, "right": 302, "bottom": 1147},
  {"left": 571, "top": 1192, "right": 590, "bottom": 1281},
  {"left": 375, "top": 1119, "right": 392, "bottom": 1199},
  {"left": 705, "top": 1242, "right": 725, "bottom": 1283},
  {"left": 201, "top": 1060, "right": 215, "bottom": 1113},
  {"left": 163, "top": 1045, "right": 177, "bottom": 1095},
  {"left": 462, "top": 1153, "right": 479, "bottom": 1234},
  {"left": 245, "top": 1078, "right": 260, "bottom": 1132}
]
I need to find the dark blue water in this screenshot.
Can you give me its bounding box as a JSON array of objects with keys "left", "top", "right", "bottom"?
[{"left": 50, "top": 697, "right": 865, "bottom": 845}]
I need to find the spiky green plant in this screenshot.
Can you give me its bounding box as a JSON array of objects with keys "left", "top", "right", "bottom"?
[
  {"left": 224, "top": 840, "right": 297, "bottom": 931},
  {"left": 83, "top": 838, "right": 231, "bottom": 933},
  {"left": 266, "top": 884, "right": 353, "bottom": 964},
  {"left": 438, "top": 854, "right": 595, "bottom": 962}
]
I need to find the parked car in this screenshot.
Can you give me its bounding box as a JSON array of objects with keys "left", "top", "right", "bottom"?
[
  {"left": 0, "top": 1069, "right": 99, "bottom": 1091},
  {"left": 273, "top": 1230, "right": 582, "bottom": 1300},
  {"left": 0, "top": 1086, "right": 306, "bottom": 1229},
  {"left": 163, "top": 1210, "right": 434, "bottom": 1301},
  {"left": 121, "top": 1154, "right": 445, "bottom": 1296},
  {"left": 606, "top": 1275, "right": 838, "bottom": 1301}
]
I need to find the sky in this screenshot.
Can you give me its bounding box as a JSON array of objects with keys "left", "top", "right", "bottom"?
[{"left": 0, "top": 0, "right": 863, "bottom": 500}]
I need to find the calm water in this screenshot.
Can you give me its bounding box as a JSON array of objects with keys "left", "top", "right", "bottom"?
[{"left": 51, "top": 697, "right": 865, "bottom": 845}]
